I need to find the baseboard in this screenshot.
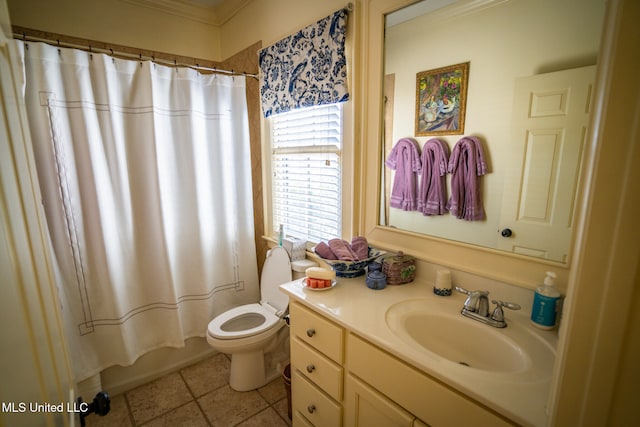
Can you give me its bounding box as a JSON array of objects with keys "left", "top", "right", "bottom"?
[{"left": 100, "top": 337, "right": 217, "bottom": 396}]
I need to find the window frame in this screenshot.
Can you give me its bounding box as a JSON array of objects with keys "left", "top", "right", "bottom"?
[{"left": 262, "top": 101, "right": 353, "bottom": 246}]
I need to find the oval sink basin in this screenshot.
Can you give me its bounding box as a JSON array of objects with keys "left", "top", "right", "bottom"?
[{"left": 385, "top": 299, "right": 555, "bottom": 379}]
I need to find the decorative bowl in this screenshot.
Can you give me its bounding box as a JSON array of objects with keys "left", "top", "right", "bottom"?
[{"left": 314, "top": 247, "right": 386, "bottom": 278}]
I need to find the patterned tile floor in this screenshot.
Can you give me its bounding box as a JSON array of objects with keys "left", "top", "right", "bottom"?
[{"left": 86, "top": 353, "right": 291, "bottom": 427}]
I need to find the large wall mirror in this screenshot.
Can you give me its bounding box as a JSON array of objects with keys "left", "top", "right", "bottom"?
[
  {"left": 379, "top": 0, "right": 604, "bottom": 264},
  {"left": 360, "top": 0, "right": 606, "bottom": 288}
]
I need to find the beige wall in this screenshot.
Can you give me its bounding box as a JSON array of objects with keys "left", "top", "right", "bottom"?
[
  {"left": 1, "top": 1, "right": 74, "bottom": 422},
  {"left": 6, "top": 0, "right": 349, "bottom": 68},
  {"left": 219, "top": 0, "right": 346, "bottom": 60},
  {"left": 7, "top": 0, "right": 222, "bottom": 61}
]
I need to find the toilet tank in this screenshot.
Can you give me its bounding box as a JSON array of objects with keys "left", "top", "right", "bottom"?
[{"left": 291, "top": 259, "right": 318, "bottom": 280}]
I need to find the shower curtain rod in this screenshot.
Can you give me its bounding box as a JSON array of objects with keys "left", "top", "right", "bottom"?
[{"left": 12, "top": 29, "right": 258, "bottom": 80}]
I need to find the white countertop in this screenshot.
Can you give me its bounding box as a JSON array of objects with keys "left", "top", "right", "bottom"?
[{"left": 280, "top": 276, "right": 558, "bottom": 427}]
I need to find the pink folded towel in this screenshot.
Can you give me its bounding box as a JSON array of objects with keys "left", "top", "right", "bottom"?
[
  {"left": 351, "top": 237, "right": 369, "bottom": 260},
  {"left": 314, "top": 242, "right": 338, "bottom": 260},
  {"left": 328, "top": 238, "right": 359, "bottom": 261}
]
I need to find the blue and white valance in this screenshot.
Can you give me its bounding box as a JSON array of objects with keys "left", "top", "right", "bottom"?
[{"left": 259, "top": 8, "right": 349, "bottom": 118}]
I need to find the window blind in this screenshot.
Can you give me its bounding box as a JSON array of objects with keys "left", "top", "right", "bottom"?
[{"left": 271, "top": 104, "right": 342, "bottom": 243}]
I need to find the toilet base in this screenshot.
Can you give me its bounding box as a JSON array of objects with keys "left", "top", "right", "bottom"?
[
  {"left": 228, "top": 354, "right": 288, "bottom": 391},
  {"left": 227, "top": 328, "right": 290, "bottom": 391},
  {"left": 229, "top": 351, "right": 266, "bottom": 391}
]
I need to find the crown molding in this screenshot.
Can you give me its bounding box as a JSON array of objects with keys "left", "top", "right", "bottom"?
[
  {"left": 123, "top": 0, "right": 252, "bottom": 27},
  {"left": 388, "top": 0, "right": 510, "bottom": 27}
]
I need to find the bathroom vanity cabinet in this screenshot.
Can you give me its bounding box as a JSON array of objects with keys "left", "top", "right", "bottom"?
[
  {"left": 290, "top": 302, "right": 344, "bottom": 426},
  {"left": 289, "top": 301, "right": 514, "bottom": 427}
]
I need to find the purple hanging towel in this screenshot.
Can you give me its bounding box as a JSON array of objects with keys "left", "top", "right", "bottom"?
[
  {"left": 418, "top": 138, "right": 450, "bottom": 215},
  {"left": 446, "top": 136, "right": 488, "bottom": 221},
  {"left": 386, "top": 138, "right": 422, "bottom": 211}
]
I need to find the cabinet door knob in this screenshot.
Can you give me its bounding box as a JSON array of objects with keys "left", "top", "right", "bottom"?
[
  {"left": 306, "top": 364, "right": 315, "bottom": 373},
  {"left": 306, "top": 328, "right": 316, "bottom": 337},
  {"left": 307, "top": 404, "right": 316, "bottom": 414}
]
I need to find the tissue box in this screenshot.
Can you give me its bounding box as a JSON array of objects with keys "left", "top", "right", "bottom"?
[{"left": 283, "top": 237, "right": 306, "bottom": 261}]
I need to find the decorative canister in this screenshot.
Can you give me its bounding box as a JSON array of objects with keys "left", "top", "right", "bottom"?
[
  {"left": 382, "top": 251, "right": 416, "bottom": 285},
  {"left": 368, "top": 261, "right": 382, "bottom": 273},
  {"left": 366, "top": 270, "right": 387, "bottom": 290}
]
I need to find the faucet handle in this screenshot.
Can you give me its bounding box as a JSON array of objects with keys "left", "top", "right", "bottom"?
[
  {"left": 454, "top": 285, "right": 470, "bottom": 295},
  {"left": 490, "top": 300, "right": 521, "bottom": 322},
  {"left": 454, "top": 286, "right": 489, "bottom": 298},
  {"left": 492, "top": 300, "right": 521, "bottom": 310}
]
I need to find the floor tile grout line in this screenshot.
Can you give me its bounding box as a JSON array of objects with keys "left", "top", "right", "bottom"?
[
  {"left": 178, "top": 369, "right": 198, "bottom": 400},
  {"left": 126, "top": 373, "right": 198, "bottom": 426},
  {"left": 122, "top": 390, "right": 137, "bottom": 427},
  {"left": 179, "top": 369, "right": 214, "bottom": 427},
  {"left": 228, "top": 388, "right": 273, "bottom": 427},
  {"left": 119, "top": 384, "right": 289, "bottom": 427},
  {"left": 192, "top": 397, "right": 213, "bottom": 427},
  {"left": 135, "top": 400, "right": 200, "bottom": 427},
  {"left": 93, "top": 352, "right": 292, "bottom": 427},
  {"left": 231, "top": 405, "right": 283, "bottom": 427},
  {"left": 270, "top": 397, "right": 292, "bottom": 426}
]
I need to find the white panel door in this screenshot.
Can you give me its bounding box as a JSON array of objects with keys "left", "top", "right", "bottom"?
[{"left": 498, "top": 66, "right": 596, "bottom": 262}]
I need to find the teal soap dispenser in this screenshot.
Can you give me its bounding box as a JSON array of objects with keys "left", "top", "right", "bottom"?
[{"left": 530, "top": 271, "right": 560, "bottom": 330}]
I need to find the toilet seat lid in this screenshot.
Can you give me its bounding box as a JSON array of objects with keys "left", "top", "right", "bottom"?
[
  {"left": 207, "top": 303, "right": 279, "bottom": 339},
  {"left": 260, "top": 246, "right": 292, "bottom": 312}
]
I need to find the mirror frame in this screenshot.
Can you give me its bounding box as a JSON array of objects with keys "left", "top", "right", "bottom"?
[{"left": 356, "top": 0, "right": 580, "bottom": 289}]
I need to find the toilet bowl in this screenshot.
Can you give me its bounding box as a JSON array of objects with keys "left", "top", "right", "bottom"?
[{"left": 206, "top": 246, "right": 293, "bottom": 391}]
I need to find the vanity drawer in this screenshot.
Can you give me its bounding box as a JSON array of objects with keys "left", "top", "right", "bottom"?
[
  {"left": 292, "top": 336, "right": 343, "bottom": 399},
  {"left": 347, "top": 334, "right": 514, "bottom": 427},
  {"left": 292, "top": 369, "right": 342, "bottom": 427},
  {"left": 290, "top": 302, "right": 344, "bottom": 362}
]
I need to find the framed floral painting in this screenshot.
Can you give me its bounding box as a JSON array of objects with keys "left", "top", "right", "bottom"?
[{"left": 415, "top": 62, "right": 469, "bottom": 136}]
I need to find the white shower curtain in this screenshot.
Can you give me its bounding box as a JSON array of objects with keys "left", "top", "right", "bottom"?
[{"left": 17, "top": 41, "right": 260, "bottom": 382}]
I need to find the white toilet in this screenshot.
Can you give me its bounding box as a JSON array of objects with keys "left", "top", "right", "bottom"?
[{"left": 206, "top": 246, "right": 300, "bottom": 391}]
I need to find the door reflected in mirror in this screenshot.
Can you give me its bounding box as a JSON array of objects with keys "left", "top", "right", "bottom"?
[{"left": 381, "top": 0, "right": 605, "bottom": 263}]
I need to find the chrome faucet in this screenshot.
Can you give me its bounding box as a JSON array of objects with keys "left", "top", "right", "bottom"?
[{"left": 455, "top": 286, "right": 521, "bottom": 328}]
